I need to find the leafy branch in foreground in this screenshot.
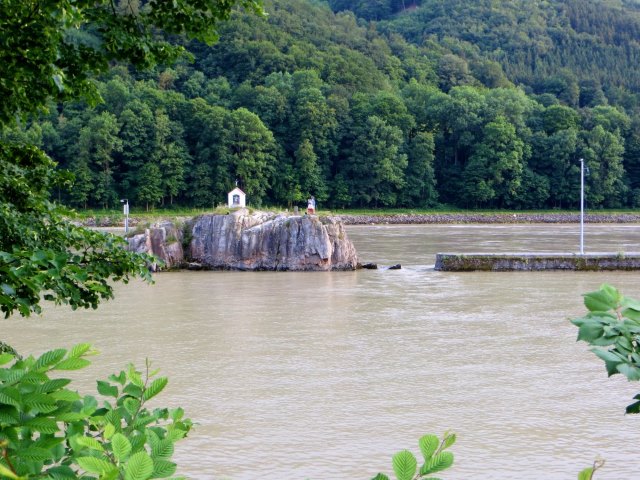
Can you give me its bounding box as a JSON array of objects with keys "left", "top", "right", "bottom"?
[
  {"left": 371, "top": 432, "right": 455, "bottom": 480},
  {"left": 0, "top": 344, "right": 190, "bottom": 479},
  {"left": 571, "top": 283, "right": 640, "bottom": 414},
  {"left": 0, "top": 143, "right": 154, "bottom": 319},
  {"left": 578, "top": 458, "right": 605, "bottom": 480}
]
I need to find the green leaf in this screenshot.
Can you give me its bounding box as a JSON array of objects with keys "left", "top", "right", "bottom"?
[
  {"left": 576, "top": 320, "right": 604, "bottom": 343},
  {"left": 112, "top": 433, "right": 132, "bottom": 461},
  {"left": 76, "top": 456, "right": 114, "bottom": 475},
  {"left": 124, "top": 451, "right": 154, "bottom": 480},
  {"left": 49, "top": 389, "right": 81, "bottom": 402},
  {"left": 23, "top": 392, "right": 57, "bottom": 412},
  {"left": 584, "top": 289, "right": 617, "bottom": 312},
  {"left": 127, "top": 365, "right": 144, "bottom": 387},
  {"left": 617, "top": 363, "right": 640, "bottom": 381},
  {"left": 151, "top": 459, "right": 177, "bottom": 478},
  {"left": 0, "top": 464, "right": 22, "bottom": 479},
  {"left": 151, "top": 438, "right": 174, "bottom": 459},
  {"left": 419, "top": 434, "right": 439, "bottom": 460},
  {"left": 142, "top": 377, "right": 168, "bottom": 401},
  {"left": 34, "top": 348, "right": 67, "bottom": 371},
  {"left": 370, "top": 474, "right": 390, "bottom": 480},
  {"left": 35, "top": 378, "right": 72, "bottom": 393},
  {"left": 24, "top": 417, "right": 59, "bottom": 433},
  {"left": 0, "top": 353, "right": 14, "bottom": 365},
  {"left": 625, "top": 398, "right": 640, "bottom": 414},
  {"left": 123, "top": 397, "right": 141, "bottom": 415},
  {"left": 0, "top": 388, "right": 21, "bottom": 407},
  {"left": 20, "top": 446, "right": 54, "bottom": 461},
  {"left": 97, "top": 380, "right": 119, "bottom": 397},
  {"left": 0, "top": 406, "right": 19, "bottom": 424},
  {"left": 56, "top": 412, "right": 88, "bottom": 422},
  {"left": 44, "top": 465, "right": 77, "bottom": 479},
  {"left": 75, "top": 436, "right": 105, "bottom": 452},
  {"left": 420, "top": 452, "right": 454, "bottom": 475},
  {"left": 54, "top": 357, "right": 91, "bottom": 370},
  {"left": 392, "top": 450, "right": 417, "bottom": 480},
  {"left": 104, "top": 423, "right": 117, "bottom": 439},
  {"left": 69, "top": 343, "right": 92, "bottom": 358},
  {"left": 578, "top": 467, "right": 594, "bottom": 480},
  {"left": 109, "top": 371, "right": 127, "bottom": 385},
  {"left": 441, "top": 432, "right": 456, "bottom": 450},
  {"left": 123, "top": 383, "right": 143, "bottom": 398}
]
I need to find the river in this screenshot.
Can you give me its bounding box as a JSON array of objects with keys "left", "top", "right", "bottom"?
[{"left": 4, "top": 223, "right": 640, "bottom": 479}]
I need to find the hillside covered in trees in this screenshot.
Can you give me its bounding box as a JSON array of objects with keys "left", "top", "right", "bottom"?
[{"left": 8, "top": 0, "right": 640, "bottom": 210}]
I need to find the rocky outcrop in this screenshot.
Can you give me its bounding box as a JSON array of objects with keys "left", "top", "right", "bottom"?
[
  {"left": 126, "top": 210, "right": 358, "bottom": 271},
  {"left": 188, "top": 209, "right": 358, "bottom": 271},
  {"left": 126, "top": 221, "right": 184, "bottom": 271}
]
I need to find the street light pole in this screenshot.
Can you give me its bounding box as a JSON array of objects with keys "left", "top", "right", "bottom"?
[
  {"left": 579, "top": 158, "right": 584, "bottom": 255},
  {"left": 120, "top": 199, "right": 129, "bottom": 234}
]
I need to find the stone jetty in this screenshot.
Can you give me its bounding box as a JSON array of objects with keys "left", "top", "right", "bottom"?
[{"left": 435, "top": 252, "right": 640, "bottom": 271}]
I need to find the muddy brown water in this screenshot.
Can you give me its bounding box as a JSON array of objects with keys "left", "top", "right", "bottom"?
[{"left": 5, "top": 224, "right": 640, "bottom": 479}]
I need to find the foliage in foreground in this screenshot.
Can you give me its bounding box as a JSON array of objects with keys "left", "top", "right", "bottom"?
[
  {"left": 0, "top": 144, "right": 153, "bottom": 319},
  {"left": 371, "top": 432, "right": 455, "bottom": 480},
  {"left": 571, "top": 283, "right": 640, "bottom": 414},
  {"left": 0, "top": 344, "right": 190, "bottom": 480}
]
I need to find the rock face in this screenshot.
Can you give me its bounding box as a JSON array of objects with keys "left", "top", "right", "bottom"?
[
  {"left": 188, "top": 209, "right": 358, "bottom": 271},
  {"left": 126, "top": 221, "right": 184, "bottom": 271}
]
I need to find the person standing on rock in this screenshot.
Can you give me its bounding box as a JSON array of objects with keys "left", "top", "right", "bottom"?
[{"left": 307, "top": 195, "right": 316, "bottom": 215}]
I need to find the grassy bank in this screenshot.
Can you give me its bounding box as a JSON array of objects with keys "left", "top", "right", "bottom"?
[{"left": 68, "top": 206, "right": 640, "bottom": 227}]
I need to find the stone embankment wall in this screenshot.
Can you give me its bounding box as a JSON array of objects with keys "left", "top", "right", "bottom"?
[
  {"left": 338, "top": 213, "right": 640, "bottom": 225},
  {"left": 435, "top": 253, "right": 640, "bottom": 271}
]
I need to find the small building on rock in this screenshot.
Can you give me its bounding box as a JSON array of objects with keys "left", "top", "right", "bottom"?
[{"left": 227, "top": 187, "right": 246, "bottom": 208}]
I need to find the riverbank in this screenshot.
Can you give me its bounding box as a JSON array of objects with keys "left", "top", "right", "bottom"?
[
  {"left": 337, "top": 212, "right": 640, "bottom": 225},
  {"left": 77, "top": 211, "right": 640, "bottom": 227}
]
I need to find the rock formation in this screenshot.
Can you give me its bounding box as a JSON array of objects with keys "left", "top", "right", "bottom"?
[
  {"left": 126, "top": 209, "right": 358, "bottom": 271},
  {"left": 188, "top": 209, "right": 357, "bottom": 271},
  {"left": 126, "top": 221, "right": 184, "bottom": 271}
]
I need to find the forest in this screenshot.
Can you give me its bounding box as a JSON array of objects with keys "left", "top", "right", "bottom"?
[{"left": 7, "top": 0, "right": 640, "bottom": 211}]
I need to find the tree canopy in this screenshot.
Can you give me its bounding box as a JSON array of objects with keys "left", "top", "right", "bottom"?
[{"left": 0, "top": 0, "right": 264, "bottom": 318}]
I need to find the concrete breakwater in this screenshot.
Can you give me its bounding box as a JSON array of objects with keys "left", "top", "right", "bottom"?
[
  {"left": 435, "top": 252, "right": 640, "bottom": 271},
  {"left": 337, "top": 212, "right": 640, "bottom": 225}
]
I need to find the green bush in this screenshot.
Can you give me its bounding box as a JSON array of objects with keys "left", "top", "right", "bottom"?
[
  {"left": 0, "top": 344, "right": 190, "bottom": 479},
  {"left": 371, "top": 432, "right": 455, "bottom": 480}
]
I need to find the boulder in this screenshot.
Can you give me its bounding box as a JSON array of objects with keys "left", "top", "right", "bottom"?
[{"left": 188, "top": 209, "right": 358, "bottom": 271}]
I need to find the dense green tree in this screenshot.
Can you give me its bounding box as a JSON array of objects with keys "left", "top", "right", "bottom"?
[
  {"left": 437, "top": 54, "right": 474, "bottom": 92},
  {"left": 463, "top": 117, "right": 525, "bottom": 207},
  {"left": 118, "top": 100, "right": 156, "bottom": 199},
  {"left": 152, "top": 111, "right": 190, "bottom": 205},
  {"left": 222, "top": 108, "right": 277, "bottom": 205},
  {"left": 581, "top": 125, "right": 627, "bottom": 208},
  {"left": 77, "top": 112, "right": 122, "bottom": 209},
  {"left": 342, "top": 115, "right": 407, "bottom": 206},
  {"left": 295, "top": 139, "right": 327, "bottom": 202},
  {"left": 401, "top": 131, "right": 438, "bottom": 207},
  {"left": 137, "top": 162, "right": 164, "bottom": 211}
]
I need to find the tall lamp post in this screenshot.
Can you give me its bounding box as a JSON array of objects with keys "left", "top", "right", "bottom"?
[
  {"left": 120, "top": 199, "right": 129, "bottom": 234},
  {"left": 579, "top": 158, "right": 585, "bottom": 255}
]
